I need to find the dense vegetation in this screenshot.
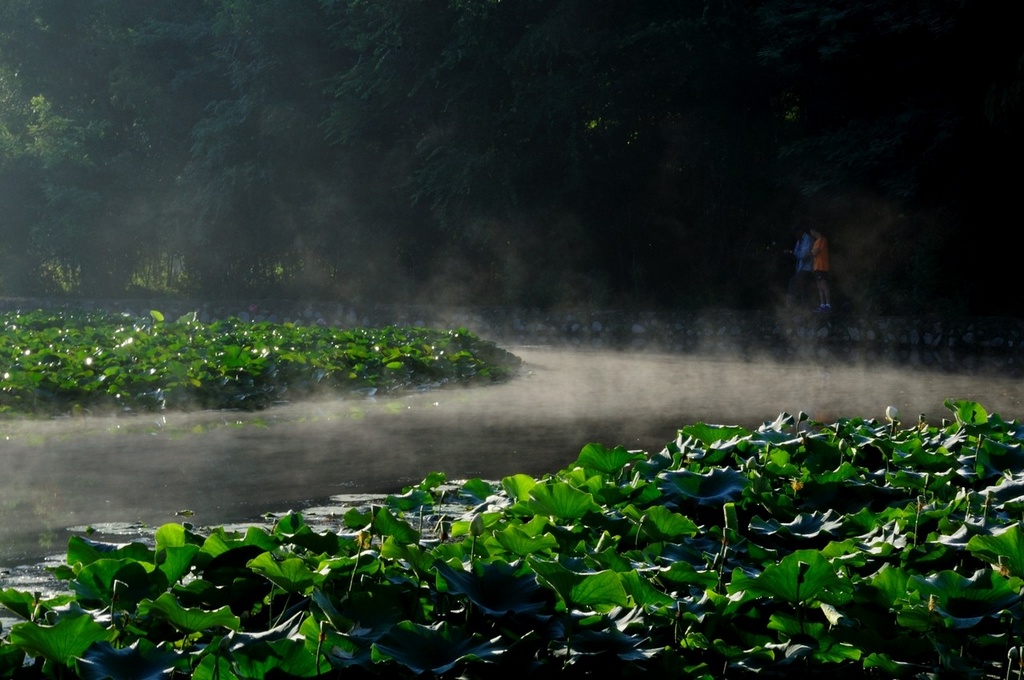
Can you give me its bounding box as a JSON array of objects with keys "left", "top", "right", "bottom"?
[
  {"left": 1, "top": 400, "right": 1022, "bottom": 677},
  {"left": 0, "top": 310, "right": 521, "bottom": 417},
  {"left": 1, "top": 1, "right": 1021, "bottom": 314}
]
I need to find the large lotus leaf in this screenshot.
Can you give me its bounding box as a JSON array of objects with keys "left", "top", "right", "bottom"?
[
  {"left": 936, "top": 517, "right": 993, "bottom": 549},
  {"left": 157, "top": 544, "right": 201, "bottom": 585},
  {"left": 680, "top": 422, "right": 751, "bottom": 447},
  {"left": 434, "top": 560, "right": 550, "bottom": 617},
  {"left": 231, "top": 638, "right": 321, "bottom": 678},
  {"left": 967, "top": 523, "right": 1024, "bottom": 579},
  {"left": 574, "top": 442, "right": 646, "bottom": 476},
  {"left": 766, "top": 612, "right": 862, "bottom": 663},
  {"left": 619, "top": 570, "right": 676, "bottom": 609},
  {"left": 371, "top": 620, "right": 502, "bottom": 674},
  {"left": 65, "top": 535, "right": 154, "bottom": 568},
  {"left": 863, "top": 652, "right": 923, "bottom": 677},
  {"left": 658, "top": 467, "right": 748, "bottom": 506},
  {"left": 624, "top": 504, "right": 699, "bottom": 542},
  {"left": 563, "top": 622, "right": 660, "bottom": 661},
  {"left": 854, "top": 518, "right": 908, "bottom": 554},
  {"left": 800, "top": 436, "right": 844, "bottom": 475},
  {"left": 199, "top": 527, "right": 279, "bottom": 561},
  {"left": 248, "top": 552, "right": 319, "bottom": 594},
  {"left": 948, "top": 399, "right": 989, "bottom": 426},
  {"left": 528, "top": 557, "right": 629, "bottom": 611},
  {"left": 78, "top": 640, "right": 183, "bottom": 680},
  {"left": 728, "top": 549, "right": 853, "bottom": 606},
  {"left": 501, "top": 474, "right": 537, "bottom": 502},
  {"left": 71, "top": 559, "right": 167, "bottom": 609},
  {"left": 0, "top": 588, "right": 41, "bottom": 621},
  {"left": 299, "top": 614, "right": 374, "bottom": 670},
  {"left": 492, "top": 524, "right": 559, "bottom": 557},
  {"left": 527, "top": 481, "right": 602, "bottom": 520},
  {"left": 908, "top": 569, "right": 1022, "bottom": 629},
  {"left": 749, "top": 509, "right": 846, "bottom": 541},
  {"left": 372, "top": 507, "right": 420, "bottom": 544},
  {"left": 978, "top": 477, "right": 1024, "bottom": 508},
  {"left": 137, "top": 592, "right": 240, "bottom": 634},
  {"left": 8, "top": 614, "right": 111, "bottom": 668}
]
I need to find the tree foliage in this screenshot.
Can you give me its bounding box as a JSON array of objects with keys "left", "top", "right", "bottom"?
[{"left": 0, "top": 0, "right": 1019, "bottom": 313}]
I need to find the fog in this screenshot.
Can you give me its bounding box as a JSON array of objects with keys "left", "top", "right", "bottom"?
[{"left": 1, "top": 345, "right": 1022, "bottom": 569}]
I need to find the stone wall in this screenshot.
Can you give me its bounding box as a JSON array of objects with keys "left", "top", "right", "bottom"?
[{"left": 3, "top": 297, "right": 1023, "bottom": 373}]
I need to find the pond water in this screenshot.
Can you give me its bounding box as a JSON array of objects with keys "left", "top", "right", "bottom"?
[{"left": 1, "top": 345, "right": 1022, "bottom": 573}]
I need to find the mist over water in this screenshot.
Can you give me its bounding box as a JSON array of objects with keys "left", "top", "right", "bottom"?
[{"left": 1, "top": 345, "right": 1022, "bottom": 568}]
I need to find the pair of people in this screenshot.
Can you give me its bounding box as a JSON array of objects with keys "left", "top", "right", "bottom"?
[{"left": 785, "top": 227, "right": 831, "bottom": 312}]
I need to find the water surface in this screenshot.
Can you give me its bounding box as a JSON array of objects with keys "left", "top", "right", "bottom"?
[{"left": 1, "top": 345, "right": 1021, "bottom": 569}]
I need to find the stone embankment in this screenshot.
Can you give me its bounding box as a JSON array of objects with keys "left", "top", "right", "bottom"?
[{"left": 3, "top": 297, "right": 1023, "bottom": 374}]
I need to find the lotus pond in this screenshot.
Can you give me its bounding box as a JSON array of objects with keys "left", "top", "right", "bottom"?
[
  {"left": 0, "top": 310, "right": 521, "bottom": 416},
  {"left": 2, "top": 311, "right": 1024, "bottom": 677},
  {"left": 1, "top": 400, "right": 1024, "bottom": 678}
]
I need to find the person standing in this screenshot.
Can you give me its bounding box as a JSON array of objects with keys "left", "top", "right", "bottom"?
[
  {"left": 810, "top": 228, "right": 831, "bottom": 312},
  {"left": 785, "top": 227, "right": 814, "bottom": 308}
]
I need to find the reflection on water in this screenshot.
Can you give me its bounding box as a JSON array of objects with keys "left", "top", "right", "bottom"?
[{"left": 1, "top": 345, "right": 1022, "bottom": 568}]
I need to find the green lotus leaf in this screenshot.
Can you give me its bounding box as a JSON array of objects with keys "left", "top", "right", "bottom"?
[
  {"left": 78, "top": 640, "right": 183, "bottom": 680},
  {"left": 373, "top": 507, "right": 421, "bottom": 544},
  {"left": 71, "top": 559, "right": 167, "bottom": 609},
  {"left": 492, "top": 524, "right": 559, "bottom": 557},
  {"left": 434, "top": 561, "right": 550, "bottom": 617},
  {"left": 199, "top": 526, "right": 280, "bottom": 560},
  {"left": 626, "top": 504, "right": 699, "bottom": 542},
  {"left": 619, "top": 570, "right": 675, "bottom": 609},
  {"left": 749, "top": 509, "right": 846, "bottom": 541},
  {"left": 563, "top": 622, "right": 661, "bottom": 661},
  {"left": 967, "top": 523, "right": 1024, "bottom": 579},
  {"left": 574, "top": 442, "right": 646, "bottom": 476},
  {"left": 501, "top": 473, "right": 537, "bottom": 502},
  {"left": 65, "top": 535, "right": 154, "bottom": 568},
  {"left": 728, "top": 549, "right": 853, "bottom": 606},
  {"left": 299, "top": 614, "right": 374, "bottom": 670},
  {"left": 247, "top": 552, "right": 319, "bottom": 594},
  {"left": 154, "top": 523, "right": 192, "bottom": 550},
  {"left": 527, "top": 481, "right": 602, "bottom": 520},
  {"left": 947, "top": 399, "right": 989, "bottom": 426},
  {"left": 862, "top": 652, "right": 922, "bottom": 677},
  {"left": 528, "top": 557, "right": 629, "bottom": 611},
  {"left": 371, "top": 620, "right": 502, "bottom": 674},
  {"left": 800, "top": 436, "right": 844, "bottom": 474},
  {"left": 909, "top": 568, "right": 1023, "bottom": 629},
  {"left": 231, "top": 637, "right": 321, "bottom": 678},
  {"left": 137, "top": 592, "right": 241, "bottom": 634},
  {"left": 680, "top": 422, "right": 751, "bottom": 446},
  {"left": 8, "top": 614, "right": 111, "bottom": 668},
  {"left": 658, "top": 467, "right": 748, "bottom": 506},
  {"left": 0, "top": 589, "right": 40, "bottom": 621}
]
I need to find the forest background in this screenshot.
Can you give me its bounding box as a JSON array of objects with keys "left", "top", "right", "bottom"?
[{"left": 0, "top": 0, "right": 1020, "bottom": 317}]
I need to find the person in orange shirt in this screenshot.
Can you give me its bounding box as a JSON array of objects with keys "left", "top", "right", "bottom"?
[{"left": 809, "top": 229, "right": 831, "bottom": 312}]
